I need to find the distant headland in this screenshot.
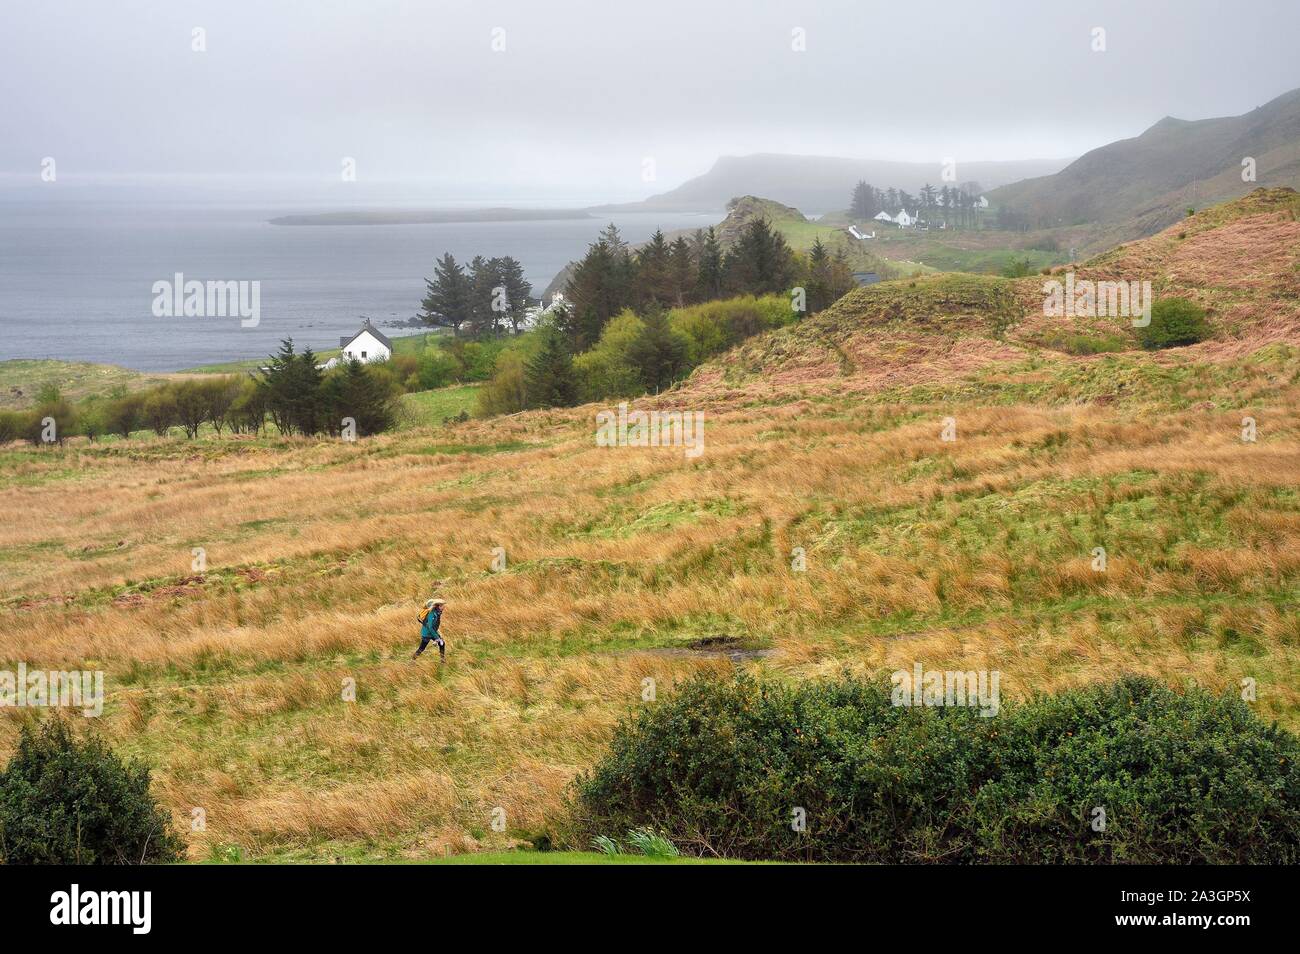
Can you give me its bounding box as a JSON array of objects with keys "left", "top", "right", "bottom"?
[{"left": 268, "top": 207, "right": 595, "bottom": 226}]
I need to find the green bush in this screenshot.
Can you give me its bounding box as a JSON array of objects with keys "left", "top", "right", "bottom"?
[
  {"left": 0, "top": 719, "right": 185, "bottom": 864},
  {"left": 417, "top": 346, "right": 462, "bottom": 390},
  {"left": 572, "top": 311, "right": 645, "bottom": 402},
  {"left": 0, "top": 410, "right": 25, "bottom": 445},
  {"left": 668, "top": 295, "right": 792, "bottom": 365},
  {"left": 999, "top": 257, "right": 1034, "bottom": 278},
  {"left": 1137, "top": 297, "right": 1211, "bottom": 350},
  {"left": 571, "top": 673, "right": 1300, "bottom": 863}
]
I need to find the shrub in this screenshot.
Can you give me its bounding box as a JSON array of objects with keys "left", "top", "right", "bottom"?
[
  {"left": 77, "top": 400, "right": 108, "bottom": 442},
  {"left": 999, "top": 257, "right": 1034, "bottom": 278},
  {"left": 0, "top": 719, "right": 185, "bottom": 864},
  {"left": 0, "top": 410, "right": 24, "bottom": 445},
  {"left": 142, "top": 386, "right": 179, "bottom": 437},
  {"left": 225, "top": 378, "right": 265, "bottom": 435},
  {"left": 417, "top": 346, "right": 462, "bottom": 390},
  {"left": 105, "top": 392, "right": 146, "bottom": 438},
  {"left": 571, "top": 673, "right": 1300, "bottom": 863},
  {"left": 1137, "top": 297, "right": 1211, "bottom": 350},
  {"left": 477, "top": 350, "right": 528, "bottom": 416},
  {"left": 23, "top": 399, "right": 76, "bottom": 445},
  {"left": 668, "top": 294, "right": 791, "bottom": 365}
]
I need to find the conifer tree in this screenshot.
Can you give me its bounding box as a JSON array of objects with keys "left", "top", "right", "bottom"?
[
  {"left": 418, "top": 252, "right": 472, "bottom": 336},
  {"left": 524, "top": 325, "right": 578, "bottom": 408}
]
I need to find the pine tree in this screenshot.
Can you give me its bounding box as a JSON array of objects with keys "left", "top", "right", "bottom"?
[
  {"left": 633, "top": 229, "right": 674, "bottom": 309},
  {"left": 693, "top": 227, "right": 724, "bottom": 301},
  {"left": 497, "top": 256, "right": 532, "bottom": 334},
  {"left": 628, "top": 305, "right": 687, "bottom": 392},
  {"left": 668, "top": 237, "right": 695, "bottom": 307},
  {"left": 322, "top": 357, "right": 398, "bottom": 435},
  {"left": 723, "top": 217, "right": 797, "bottom": 296},
  {"left": 418, "top": 253, "right": 472, "bottom": 336},
  {"left": 290, "top": 347, "right": 325, "bottom": 435},
  {"left": 565, "top": 235, "right": 632, "bottom": 346},
  {"left": 259, "top": 338, "right": 298, "bottom": 435},
  {"left": 466, "top": 255, "right": 504, "bottom": 339},
  {"left": 805, "top": 237, "right": 833, "bottom": 313},
  {"left": 524, "top": 326, "right": 578, "bottom": 408},
  {"left": 849, "top": 180, "right": 876, "bottom": 219}
]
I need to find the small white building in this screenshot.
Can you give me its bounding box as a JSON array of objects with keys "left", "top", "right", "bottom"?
[
  {"left": 873, "top": 210, "right": 894, "bottom": 223},
  {"left": 893, "top": 209, "right": 917, "bottom": 228},
  {"left": 324, "top": 318, "right": 393, "bottom": 369},
  {"left": 847, "top": 225, "right": 876, "bottom": 240}
]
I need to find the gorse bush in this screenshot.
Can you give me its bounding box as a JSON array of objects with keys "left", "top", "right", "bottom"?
[
  {"left": 572, "top": 673, "right": 1300, "bottom": 863},
  {"left": 0, "top": 719, "right": 184, "bottom": 864},
  {"left": 1137, "top": 297, "right": 1211, "bottom": 349}
]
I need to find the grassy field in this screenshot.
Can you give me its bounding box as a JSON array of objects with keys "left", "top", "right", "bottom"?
[
  {"left": 3, "top": 339, "right": 1298, "bottom": 860},
  {"left": 0, "top": 359, "right": 162, "bottom": 410},
  {"left": 2, "top": 190, "right": 1298, "bottom": 862},
  {"left": 398, "top": 384, "right": 481, "bottom": 427}
]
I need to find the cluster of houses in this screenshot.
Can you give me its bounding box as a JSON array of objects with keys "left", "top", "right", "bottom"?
[{"left": 848, "top": 196, "right": 991, "bottom": 236}]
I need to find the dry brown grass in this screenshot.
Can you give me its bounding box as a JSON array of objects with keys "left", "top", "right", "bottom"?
[
  {"left": 3, "top": 191, "right": 1299, "bottom": 858},
  {"left": 3, "top": 355, "right": 1299, "bottom": 859}
]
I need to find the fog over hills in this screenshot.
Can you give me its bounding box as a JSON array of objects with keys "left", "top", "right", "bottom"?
[{"left": 598, "top": 153, "right": 1073, "bottom": 214}]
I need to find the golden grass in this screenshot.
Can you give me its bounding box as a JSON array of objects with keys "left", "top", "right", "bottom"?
[{"left": 3, "top": 324, "right": 1300, "bottom": 859}]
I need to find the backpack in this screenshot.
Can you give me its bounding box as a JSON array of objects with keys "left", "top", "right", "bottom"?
[{"left": 418, "top": 606, "right": 431, "bottom": 624}]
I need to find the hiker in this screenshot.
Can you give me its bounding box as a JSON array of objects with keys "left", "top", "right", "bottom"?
[{"left": 413, "top": 598, "right": 446, "bottom": 661}]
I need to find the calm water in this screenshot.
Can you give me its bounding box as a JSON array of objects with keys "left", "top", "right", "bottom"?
[{"left": 0, "top": 197, "right": 718, "bottom": 371}]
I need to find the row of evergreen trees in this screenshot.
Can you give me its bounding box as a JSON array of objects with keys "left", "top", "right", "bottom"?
[
  {"left": 848, "top": 180, "right": 986, "bottom": 229},
  {"left": 417, "top": 254, "right": 531, "bottom": 339},
  {"left": 257, "top": 339, "right": 400, "bottom": 436},
  {"left": 559, "top": 218, "right": 853, "bottom": 353}
]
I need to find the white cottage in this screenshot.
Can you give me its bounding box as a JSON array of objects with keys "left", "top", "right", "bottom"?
[
  {"left": 341, "top": 319, "right": 392, "bottom": 362},
  {"left": 325, "top": 319, "right": 393, "bottom": 368},
  {"left": 893, "top": 209, "right": 917, "bottom": 228}
]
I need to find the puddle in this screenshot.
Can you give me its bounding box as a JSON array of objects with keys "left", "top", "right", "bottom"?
[{"left": 622, "top": 634, "right": 775, "bottom": 663}]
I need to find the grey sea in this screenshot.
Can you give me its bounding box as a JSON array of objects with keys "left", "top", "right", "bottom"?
[{"left": 0, "top": 194, "right": 718, "bottom": 371}]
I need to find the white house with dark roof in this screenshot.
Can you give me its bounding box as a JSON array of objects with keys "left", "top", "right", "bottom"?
[{"left": 324, "top": 319, "right": 392, "bottom": 368}]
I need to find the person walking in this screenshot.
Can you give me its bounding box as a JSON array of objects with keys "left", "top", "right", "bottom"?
[{"left": 413, "top": 598, "right": 446, "bottom": 661}]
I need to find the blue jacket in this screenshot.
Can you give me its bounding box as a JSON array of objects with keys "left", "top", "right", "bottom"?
[{"left": 421, "top": 607, "right": 442, "bottom": 639}]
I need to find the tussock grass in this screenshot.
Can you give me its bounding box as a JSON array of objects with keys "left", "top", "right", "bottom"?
[
  {"left": 2, "top": 192, "right": 1298, "bottom": 859},
  {"left": 3, "top": 358, "right": 1298, "bottom": 859}
]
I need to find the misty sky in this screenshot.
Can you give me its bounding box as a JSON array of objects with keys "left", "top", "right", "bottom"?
[{"left": 3, "top": 0, "right": 1299, "bottom": 202}]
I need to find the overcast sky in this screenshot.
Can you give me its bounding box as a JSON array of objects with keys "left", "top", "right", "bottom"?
[{"left": 3, "top": 0, "right": 1298, "bottom": 201}]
